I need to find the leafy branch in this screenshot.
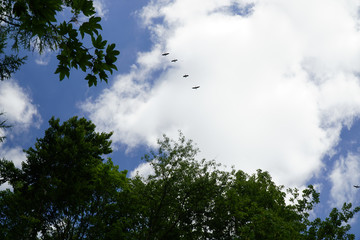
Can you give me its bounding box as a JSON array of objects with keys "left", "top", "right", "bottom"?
[{"left": 0, "top": 0, "right": 119, "bottom": 86}]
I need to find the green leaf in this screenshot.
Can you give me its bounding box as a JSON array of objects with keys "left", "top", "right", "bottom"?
[
  {"left": 12, "top": 1, "right": 27, "bottom": 17},
  {"left": 81, "top": 0, "right": 96, "bottom": 16},
  {"left": 55, "top": 65, "right": 70, "bottom": 81},
  {"left": 59, "top": 71, "right": 65, "bottom": 81},
  {"left": 1, "top": 0, "right": 119, "bottom": 86},
  {"left": 85, "top": 74, "right": 97, "bottom": 87}
]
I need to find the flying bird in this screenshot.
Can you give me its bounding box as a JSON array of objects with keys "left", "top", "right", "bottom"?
[
  {"left": 162, "top": 52, "right": 170, "bottom": 56},
  {"left": 192, "top": 86, "right": 200, "bottom": 89},
  {"left": 171, "top": 59, "right": 178, "bottom": 62},
  {"left": 354, "top": 185, "right": 360, "bottom": 188},
  {"left": 183, "top": 74, "right": 189, "bottom": 78}
]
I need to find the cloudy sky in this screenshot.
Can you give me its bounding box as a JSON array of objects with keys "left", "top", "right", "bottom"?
[{"left": 2, "top": 0, "right": 360, "bottom": 233}]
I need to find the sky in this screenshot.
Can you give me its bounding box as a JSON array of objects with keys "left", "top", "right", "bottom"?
[{"left": 2, "top": 0, "right": 360, "bottom": 233}]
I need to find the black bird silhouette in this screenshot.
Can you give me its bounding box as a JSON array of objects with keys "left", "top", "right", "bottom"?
[
  {"left": 162, "top": 52, "right": 170, "bottom": 56},
  {"left": 183, "top": 74, "right": 189, "bottom": 78},
  {"left": 192, "top": 86, "right": 200, "bottom": 89},
  {"left": 354, "top": 185, "right": 360, "bottom": 188},
  {"left": 171, "top": 59, "right": 178, "bottom": 62}
]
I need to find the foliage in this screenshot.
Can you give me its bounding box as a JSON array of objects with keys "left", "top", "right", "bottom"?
[
  {"left": 304, "top": 202, "right": 360, "bottom": 240},
  {"left": 126, "top": 133, "right": 231, "bottom": 239},
  {"left": 0, "top": 126, "right": 359, "bottom": 239},
  {"left": 0, "top": 113, "right": 10, "bottom": 143},
  {"left": 126, "top": 133, "right": 360, "bottom": 240},
  {"left": 0, "top": 116, "right": 128, "bottom": 239},
  {"left": 0, "top": 0, "right": 119, "bottom": 86}
]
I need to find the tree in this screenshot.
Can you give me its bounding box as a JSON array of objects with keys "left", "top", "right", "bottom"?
[
  {"left": 212, "top": 171, "right": 324, "bottom": 239},
  {"left": 128, "top": 133, "right": 360, "bottom": 240},
  {"left": 124, "top": 133, "right": 231, "bottom": 239},
  {"left": 0, "top": 127, "right": 359, "bottom": 239},
  {"left": 304, "top": 202, "right": 360, "bottom": 240},
  {"left": 0, "top": 0, "right": 119, "bottom": 86},
  {"left": 0, "top": 116, "right": 128, "bottom": 239},
  {"left": 0, "top": 113, "right": 10, "bottom": 143}
]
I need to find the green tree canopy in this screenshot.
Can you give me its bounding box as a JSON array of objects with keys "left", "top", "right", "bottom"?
[
  {"left": 0, "top": 116, "right": 128, "bottom": 239},
  {"left": 0, "top": 0, "right": 119, "bottom": 86},
  {"left": 0, "top": 113, "right": 10, "bottom": 143},
  {"left": 126, "top": 133, "right": 360, "bottom": 240},
  {"left": 0, "top": 125, "right": 359, "bottom": 239}
]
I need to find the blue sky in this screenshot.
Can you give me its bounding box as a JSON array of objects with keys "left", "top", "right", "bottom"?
[{"left": 2, "top": 0, "right": 360, "bottom": 234}]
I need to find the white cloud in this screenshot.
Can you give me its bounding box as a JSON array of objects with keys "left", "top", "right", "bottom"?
[
  {"left": 1, "top": 146, "right": 26, "bottom": 169},
  {"left": 0, "top": 80, "right": 40, "bottom": 190},
  {"left": 35, "top": 49, "right": 52, "bottom": 66},
  {"left": 0, "top": 182, "right": 12, "bottom": 191},
  {"left": 0, "top": 146, "right": 25, "bottom": 190},
  {"left": 0, "top": 80, "right": 41, "bottom": 130},
  {"left": 82, "top": 0, "right": 360, "bottom": 187},
  {"left": 93, "top": 0, "right": 108, "bottom": 18},
  {"left": 130, "top": 162, "right": 155, "bottom": 178},
  {"left": 329, "top": 153, "right": 360, "bottom": 208}
]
